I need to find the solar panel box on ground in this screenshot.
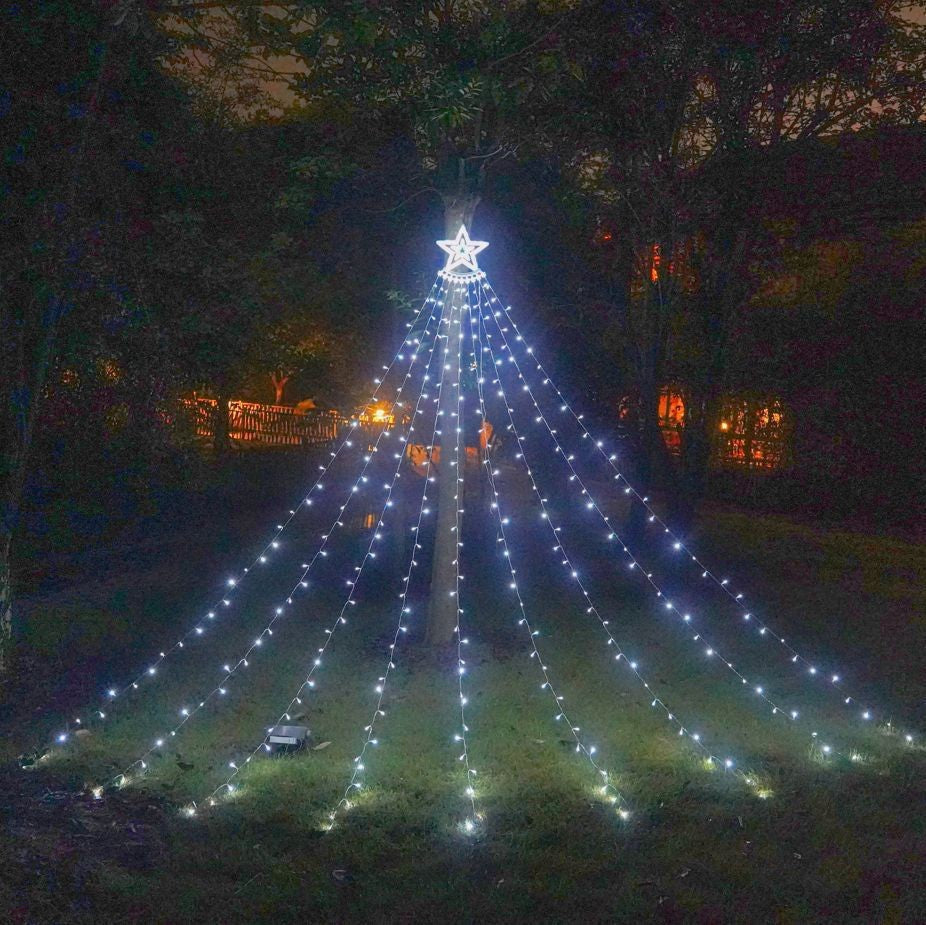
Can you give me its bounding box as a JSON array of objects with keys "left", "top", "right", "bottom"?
[{"left": 266, "top": 724, "right": 309, "bottom": 755}]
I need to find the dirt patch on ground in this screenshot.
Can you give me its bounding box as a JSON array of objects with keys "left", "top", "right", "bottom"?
[{"left": 0, "top": 764, "right": 174, "bottom": 923}]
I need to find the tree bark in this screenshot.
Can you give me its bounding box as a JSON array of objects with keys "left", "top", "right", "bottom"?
[
  {"left": 0, "top": 314, "right": 60, "bottom": 671},
  {"left": 442, "top": 196, "right": 479, "bottom": 237},
  {"left": 271, "top": 371, "right": 289, "bottom": 405},
  {"left": 674, "top": 385, "right": 718, "bottom": 533},
  {"left": 0, "top": 530, "right": 13, "bottom": 674},
  {"left": 213, "top": 389, "right": 231, "bottom": 453},
  {"left": 676, "top": 195, "right": 750, "bottom": 525},
  {"left": 425, "top": 284, "right": 464, "bottom": 646},
  {"left": 624, "top": 377, "right": 665, "bottom": 547},
  {"left": 623, "top": 247, "right": 674, "bottom": 545},
  {"left": 0, "top": 20, "right": 112, "bottom": 671}
]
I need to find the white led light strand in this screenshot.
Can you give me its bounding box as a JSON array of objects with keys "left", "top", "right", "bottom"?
[
  {"left": 324, "top": 293, "right": 455, "bottom": 830},
  {"left": 195, "top": 290, "right": 453, "bottom": 812},
  {"left": 481, "top": 291, "right": 850, "bottom": 762},
  {"left": 49, "top": 278, "right": 448, "bottom": 751},
  {"left": 451, "top": 286, "right": 479, "bottom": 834},
  {"left": 489, "top": 282, "right": 916, "bottom": 747},
  {"left": 470, "top": 303, "right": 631, "bottom": 821},
  {"left": 102, "top": 289, "right": 450, "bottom": 793},
  {"left": 472, "top": 297, "right": 748, "bottom": 781}
]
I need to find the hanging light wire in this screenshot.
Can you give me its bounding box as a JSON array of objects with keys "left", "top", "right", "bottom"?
[
  {"left": 194, "top": 284, "right": 452, "bottom": 811},
  {"left": 480, "top": 290, "right": 850, "bottom": 762},
  {"left": 485, "top": 282, "right": 915, "bottom": 747},
  {"left": 473, "top": 289, "right": 750, "bottom": 781},
  {"left": 104, "top": 293, "right": 446, "bottom": 790},
  {"left": 74, "top": 228, "right": 913, "bottom": 825},
  {"left": 469, "top": 300, "right": 631, "bottom": 820},
  {"left": 49, "top": 278, "right": 448, "bottom": 752},
  {"left": 324, "top": 293, "right": 459, "bottom": 829}
]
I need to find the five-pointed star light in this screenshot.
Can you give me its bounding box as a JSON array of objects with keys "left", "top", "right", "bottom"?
[{"left": 437, "top": 225, "right": 489, "bottom": 275}]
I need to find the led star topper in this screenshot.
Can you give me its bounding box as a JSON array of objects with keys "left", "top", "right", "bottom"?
[{"left": 437, "top": 225, "right": 488, "bottom": 278}]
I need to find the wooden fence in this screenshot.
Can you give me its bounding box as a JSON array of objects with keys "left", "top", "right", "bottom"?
[
  {"left": 181, "top": 398, "right": 350, "bottom": 448},
  {"left": 653, "top": 386, "right": 790, "bottom": 471}
]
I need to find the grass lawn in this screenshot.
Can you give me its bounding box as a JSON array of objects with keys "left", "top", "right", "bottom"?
[{"left": 1, "top": 457, "right": 924, "bottom": 923}]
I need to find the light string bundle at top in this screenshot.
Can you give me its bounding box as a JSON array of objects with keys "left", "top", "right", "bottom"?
[
  {"left": 479, "top": 285, "right": 853, "bottom": 763},
  {"left": 101, "top": 288, "right": 448, "bottom": 793},
  {"left": 469, "top": 301, "right": 631, "bottom": 821},
  {"left": 483, "top": 281, "right": 916, "bottom": 748},
  {"left": 472, "top": 296, "right": 754, "bottom": 784},
  {"left": 46, "top": 277, "right": 448, "bottom": 754},
  {"left": 192, "top": 285, "right": 452, "bottom": 814},
  {"left": 324, "top": 294, "right": 463, "bottom": 831}
]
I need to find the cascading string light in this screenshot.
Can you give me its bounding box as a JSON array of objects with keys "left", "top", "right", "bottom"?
[
  {"left": 452, "top": 285, "right": 479, "bottom": 834},
  {"left": 472, "top": 294, "right": 750, "bottom": 783},
  {"left": 325, "top": 293, "right": 456, "bottom": 830},
  {"left": 49, "top": 277, "right": 448, "bottom": 751},
  {"left": 103, "top": 289, "right": 451, "bottom": 793},
  {"left": 480, "top": 288, "right": 851, "bottom": 763},
  {"left": 486, "top": 280, "right": 916, "bottom": 748},
  {"left": 468, "top": 303, "right": 631, "bottom": 821},
  {"left": 194, "top": 288, "right": 454, "bottom": 812}
]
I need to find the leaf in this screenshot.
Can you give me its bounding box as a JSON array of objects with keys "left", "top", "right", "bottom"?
[{"left": 313, "top": 741, "right": 331, "bottom": 750}]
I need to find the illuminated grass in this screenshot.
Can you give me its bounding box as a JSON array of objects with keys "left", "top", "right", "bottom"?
[{"left": 3, "top": 487, "right": 925, "bottom": 922}]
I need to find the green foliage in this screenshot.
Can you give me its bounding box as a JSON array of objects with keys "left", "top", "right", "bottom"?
[
  {"left": 278, "top": 153, "right": 357, "bottom": 209},
  {"left": 0, "top": 3, "right": 191, "bottom": 538},
  {"left": 201, "top": 1, "right": 583, "bottom": 203}
]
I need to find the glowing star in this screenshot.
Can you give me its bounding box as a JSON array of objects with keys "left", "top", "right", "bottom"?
[{"left": 437, "top": 225, "right": 488, "bottom": 276}]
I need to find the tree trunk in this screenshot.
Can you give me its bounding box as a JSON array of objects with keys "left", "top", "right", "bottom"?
[
  {"left": 0, "top": 27, "right": 111, "bottom": 674},
  {"left": 624, "top": 268, "right": 673, "bottom": 546},
  {"left": 0, "top": 531, "right": 12, "bottom": 674},
  {"left": 676, "top": 199, "right": 749, "bottom": 526},
  {"left": 625, "top": 379, "right": 663, "bottom": 547},
  {"left": 674, "top": 385, "right": 718, "bottom": 534},
  {"left": 271, "top": 371, "right": 289, "bottom": 405},
  {"left": 0, "top": 325, "right": 59, "bottom": 672},
  {"left": 213, "top": 390, "right": 231, "bottom": 454},
  {"left": 425, "top": 192, "right": 478, "bottom": 646},
  {"left": 425, "top": 285, "right": 464, "bottom": 646}
]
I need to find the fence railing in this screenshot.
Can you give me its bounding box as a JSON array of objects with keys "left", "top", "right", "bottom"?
[{"left": 180, "top": 398, "right": 352, "bottom": 448}]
